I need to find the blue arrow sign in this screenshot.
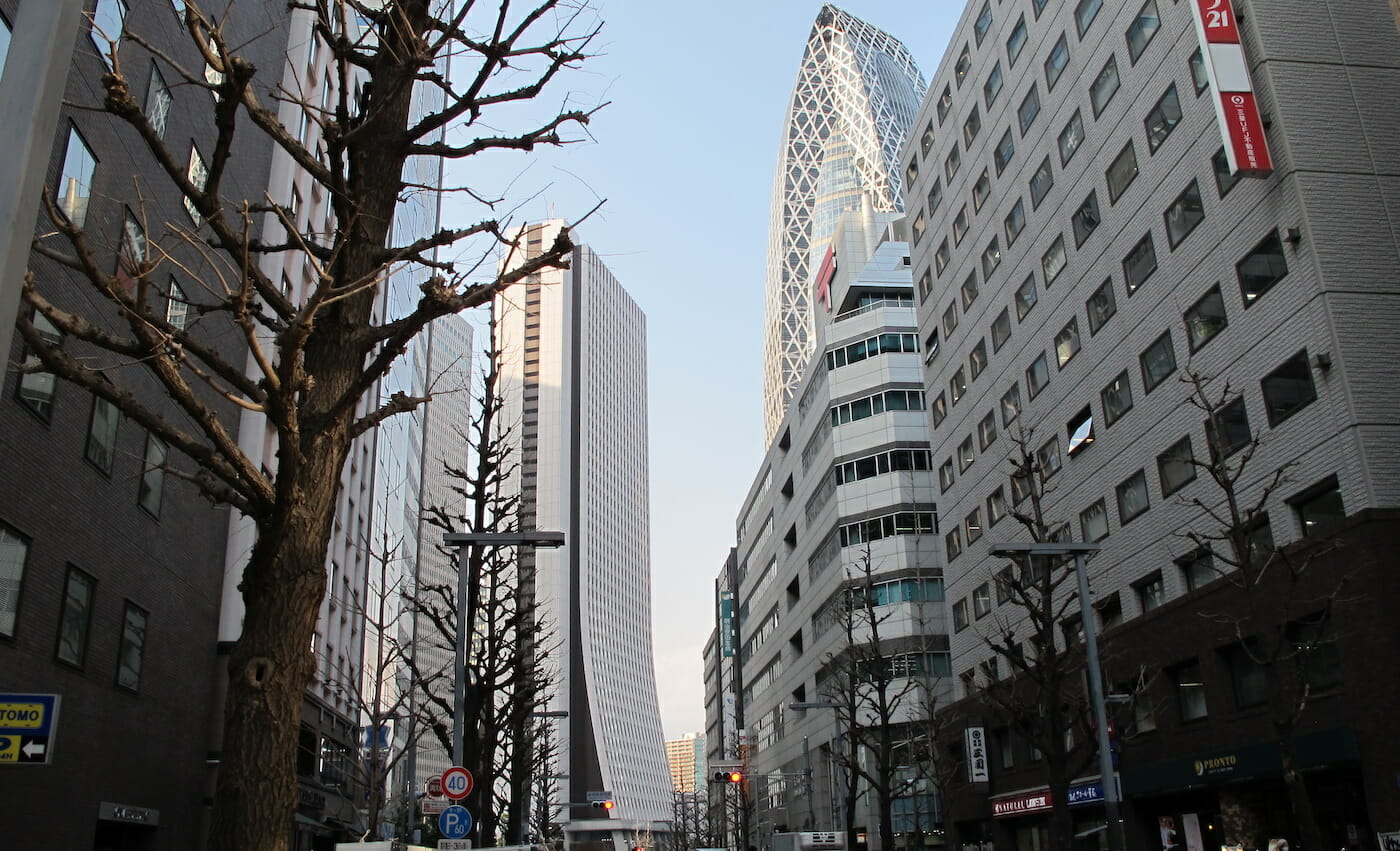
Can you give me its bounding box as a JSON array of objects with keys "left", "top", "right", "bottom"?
[{"left": 439, "top": 805, "right": 472, "bottom": 839}]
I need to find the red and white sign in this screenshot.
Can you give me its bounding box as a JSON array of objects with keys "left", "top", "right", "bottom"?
[
  {"left": 422, "top": 799, "right": 452, "bottom": 815},
  {"left": 1189, "top": 0, "right": 1273, "bottom": 175},
  {"left": 441, "top": 766, "right": 474, "bottom": 801},
  {"left": 991, "top": 788, "right": 1054, "bottom": 818},
  {"left": 426, "top": 775, "right": 444, "bottom": 799},
  {"left": 814, "top": 246, "right": 837, "bottom": 313}
]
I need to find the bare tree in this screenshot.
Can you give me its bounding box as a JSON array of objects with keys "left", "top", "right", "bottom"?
[
  {"left": 16, "top": 3, "right": 599, "bottom": 848},
  {"left": 1174, "top": 369, "right": 1356, "bottom": 851}
]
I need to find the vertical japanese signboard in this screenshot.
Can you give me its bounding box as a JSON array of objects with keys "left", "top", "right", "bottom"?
[
  {"left": 964, "top": 726, "right": 989, "bottom": 783},
  {"left": 720, "top": 590, "right": 735, "bottom": 658},
  {"left": 1189, "top": 0, "right": 1273, "bottom": 175}
]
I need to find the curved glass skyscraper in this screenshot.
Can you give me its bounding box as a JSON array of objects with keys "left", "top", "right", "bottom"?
[{"left": 762, "top": 5, "right": 925, "bottom": 441}]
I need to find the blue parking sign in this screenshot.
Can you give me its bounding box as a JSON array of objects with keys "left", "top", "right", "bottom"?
[{"left": 439, "top": 805, "right": 473, "bottom": 839}]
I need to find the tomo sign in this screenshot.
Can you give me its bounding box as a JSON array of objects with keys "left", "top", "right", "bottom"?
[{"left": 441, "top": 766, "right": 474, "bottom": 800}]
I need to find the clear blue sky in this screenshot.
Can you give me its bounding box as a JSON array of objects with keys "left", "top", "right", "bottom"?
[{"left": 447, "top": 0, "right": 963, "bottom": 737}]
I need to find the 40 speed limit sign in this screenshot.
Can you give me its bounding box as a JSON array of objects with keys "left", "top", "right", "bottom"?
[{"left": 441, "top": 765, "right": 475, "bottom": 800}]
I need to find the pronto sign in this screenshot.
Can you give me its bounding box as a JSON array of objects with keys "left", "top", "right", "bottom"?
[
  {"left": 0, "top": 693, "right": 60, "bottom": 765},
  {"left": 1189, "top": 0, "right": 1273, "bottom": 175}
]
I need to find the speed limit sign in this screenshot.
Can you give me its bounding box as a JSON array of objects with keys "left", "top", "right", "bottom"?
[{"left": 441, "top": 765, "right": 475, "bottom": 800}]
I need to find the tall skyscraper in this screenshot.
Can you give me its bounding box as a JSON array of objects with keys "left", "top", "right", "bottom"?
[
  {"left": 762, "top": 5, "right": 926, "bottom": 441},
  {"left": 496, "top": 221, "right": 672, "bottom": 851}
]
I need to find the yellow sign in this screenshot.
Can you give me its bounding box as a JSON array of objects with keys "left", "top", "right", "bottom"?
[{"left": 0, "top": 735, "right": 20, "bottom": 762}]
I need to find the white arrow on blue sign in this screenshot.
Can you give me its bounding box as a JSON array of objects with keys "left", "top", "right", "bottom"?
[{"left": 439, "top": 805, "right": 473, "bottom": 839}]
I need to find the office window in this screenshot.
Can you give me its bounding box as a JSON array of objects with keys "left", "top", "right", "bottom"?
[
  {"left": 0, "top": 12, "right": 9, "bottom": 81},
  {"left": 1072, "top": 191, "right": 1100, "bottom": 247},
  {"left": 1080, "top": 499, "right": 1109, "bottom": 542},
  {"left": 961, "top": 271, "right": 980, "bottom": 309},
  {"left": 91, "top": 0, "right": 128, "bottom": 68},
  {"left": 138, "top": 433, "right": 168, "bottom": 516},
  {"left": 1054, "top": 318, "right": 1081, "bottom": 368},
  {"left": 974, "top": 1, "right": 994, "bottom": 44},
  {"left": 1224, "top": 644, "right": 1267, "bottom": 708},
  {"left": 17, "top": 312, "right": 63, "bottom": 419},
  {"left": 1206, "top": 397, "right": 1252, "bottom": 460},
  {"left": 1067, "top": 406, "right": 1094, "bottom": 455},
  {"left": 973, "top": 582, "right": 992, "bottom": 617},
  {"left": 923, "top": 325, "right": 939, "bottom": 361},
  {"left": 1014, "top": 274, "right": 1037, "bottom": 320},
  {"left": 1158, "top": 435, "right": 1196, "bottom": 496},
  {"left": 943, "top": 302, "right": 959, "bottom": 337},
  {"left": 966, "top": 507, "right": 985, "bottom": 544},
  {"left": 920, "top": 121, "right": 936, "bottom": 158},
  {"left": 1135, "top": 571, "right": 1166, "bottom": 612},
  {"left": 1165, "top": 180, "right": 1205, "bottom": 248},
  {"left": 120, "top": 210, "right": 147, "bottom": 279},
  {"left": 1037, "top": 438, "right": 1062, "bottom": 479},
  {"left": 973, "top": 169, "right": 992, "bottom": 212},
  {"left": 951, "top": 367, "right": 968, "bottom": 405},
  {"left": 1007, "top": 15, "right": 1028, "bottom": 66},
  {"left": 144, "top": 64, "right": 173, "bottom": 138},
  {"left": 56, "top": 127, "right": 97, "bottom": 227},
  {"left": 1026, "top": 352, "right": 1050, "bottom": 399},
  {"left": 928, "top": 178, "right": 944, "bottom": 214},
  {"left": 1146, "top": 84, "right": 1183, "bottom": 152},
  {"left": 934, "top": 238, "right": 951, "bottom": 275},
  {"left": 1090, "top": 55, "right": 1120, "bottom": 117},
  {"left": 116, "top": 602, "right": 149, "bottom": 691},
  {"left": 0, "top": 522, "right": 29, "bottom": 638},
  {"left": 985, "top": 62, "right": 1004, "bottom": 107},
  {"left": 1011, "top": 469, "right": 1033, "bottom": 505},
  {"left": 993, "top": 129, "right": 1016, "bottom": 177},
  {"left": 940, "top": 457, "right": 957, "bottom": 493},
  {"left": 1140, "top": 331, "right": 1176, "bottom": 393},
  {"left": 912, "top": 212, "right": 927, "bottom": 246},
  {"left": 1183, "top": 286, "right": 1227, "bottom": 352},
  {"left": 1053, "top": 112, "right": 1083, "bottom": 171},
  {"left": 955, "top": 43, "right": 973, "bottom": 87},
  {"left": 982, "top": 238, "right": 1002, "bottom": 279},
  {"left": 959, "top": 435, "right": 976, "bottom": 472},
  {"left": 1101, "top": 371, "right": 1134, "bottom": 426},
  {"left": 953, "top": 205, "right": 971, "bottom": 245},
  {"left": 1179, "top": 550, "right": 1217, "bottom": 592},
  {"left": 1044, "top": 34, "right": 1069, "bottom": 91},
  {"left": 1212, "top": 148, "right": 1242, "bottom": 196},
  {"left": 1190, "top": 48, "right": 1209, "bottom": 93},
  {"left": 987, "top": 488, "right": 1009, "bottom": 526},
  {"left": 970, "top": 338, "right": 989, "bottom": 379},
  {"left": 1030, "top": 157, "right": 1054, "bottom": 209},
  {"left": 947, "top": 528, "right": 964, "bottom": 561},
  {"left": 1076, "top": 0, "right": 1104, "bottom": 35},
  {"left": 938, "top": 85, "right": 954, "bottom": 124},
  {"left": 1018, "top": 85, "right": 1041, "bottom": 135},
  {"left": 185, "top": 146, "right": 208, "bottom": 223},
  {"left": 57, "top": 567, "right": 96, "bottom": 667},
  {"left": 991, "top": 308, "right": 1012, "bottom": 352},
  {"left": 1003, "top": 199, "right": 1026, "bottom": 245},
  {"left": 1041, "top": 236, "right": 1067, "bottom": 286},
  {"left": 979, "top": 410, "right": 998, "bottom": 450},
  {"left": 953, "top": 598, "right": 969, "bottom": 630},
  {"left": 932, "top": 392, "right": 948, "bottom": 427},
  {"left": 1106, "top": 142, "right": 1139, "bottom": 203},
  {"left": 1262, "top": 351, "right": 1318, "bottom": 426},
  {"left": 1127, "top": 0, "right": 1162, "bottom": 63},
  {"left": 1292, "top": 477, "right": 1344, "bottom": 539},
  {"left": 1123, "top": 232, "right": 1158, "bottom": 294},
  {"left": 963, "top": 106, "right": 982, "bottom": 149},
  {"left": 1086, "top": 278, "right": 1117, "bottom": 334},
  {"left": 85, "top": 396, "right": 121, "bottom": 474},
  {"left": 906, "top": 157, "right": 920, "bottom": 189},
  {"left": 164, "top": 280, "right": 190, "bottom": 331},
  {"left": 1237, "top": 230, "right": 1289, "bottom": 305},
  {"left": 1000, "top": 383, "right": 1022, "bottom": 427},
  {"left": 1174, "top": 660, "right": 1209, "bottom": 721}
]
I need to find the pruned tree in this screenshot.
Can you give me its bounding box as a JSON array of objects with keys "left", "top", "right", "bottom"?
[
  {"left": 15, "top": 2, "right": 598, "bottom": 849},
  {"left": 819, "top": 549, "right": 927, "bottom": 851},
  {"left": 666, "top": 788, "right": 718, "bottom": 851},
  {"left": 409, "top": 309, "right": 560, "bottom": 845},
  {"left": 1173, "top": 368, "right": 1357, "bottom": 851}
]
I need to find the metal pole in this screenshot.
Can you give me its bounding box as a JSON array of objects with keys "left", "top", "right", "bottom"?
[
  {"left": 453, "top": 541, "right": 470, "bottom": 766},
  {"left": 0, "top": 0, "right": 86, "bottom": 367},
  {"left": 803, "top": 735, "right": 816, "bottom": 830},
  {"left": 1074, "top": 552, "right": 1125, "bottom": 851}
]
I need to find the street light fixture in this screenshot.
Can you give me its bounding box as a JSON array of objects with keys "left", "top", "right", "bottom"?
[
  {"left": 789, "top": 701, "right": 843, "bottom": 833},
  {"left": 987, "top": 541, "right": 1124, "bottom": 851},
  {"left": 443, "top": 530, "right": 566, "bottom": 768}
]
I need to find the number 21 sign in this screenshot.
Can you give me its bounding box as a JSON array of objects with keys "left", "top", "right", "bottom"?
[{"left": 1189, "top": 0, "right": 1273, "bottom": 175}]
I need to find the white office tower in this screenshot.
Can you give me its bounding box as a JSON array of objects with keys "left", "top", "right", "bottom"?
[
  {"left": 495, "top": 221, "right": 672, "bottom": 851},
  {"left": 762, "top": 5, "right": 926, "bottom": 442}
]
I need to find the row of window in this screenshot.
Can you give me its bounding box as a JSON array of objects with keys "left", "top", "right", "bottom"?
[
  {"left": 829, "top": 389, "right": 926, "bottom": 427},
  {"left": 838, "top": 510, "right": 938, "bottom": 548},
  {"left": 824, "top": 332, "right": 920, "bottom": 371},
  {"left": 0, "top": 524, "right": 148, "bottom": 690}
]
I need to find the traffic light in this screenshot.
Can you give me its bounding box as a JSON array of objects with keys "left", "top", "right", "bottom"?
[
  {"left": 711, "top": 770, "right": 743, "bottom": 784},
  {"left": 591, "top": 800, "right": 615, "bottom": 811}
]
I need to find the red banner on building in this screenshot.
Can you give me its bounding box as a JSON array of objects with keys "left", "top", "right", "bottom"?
[{"left": 1189, "top": 0, "right": 1273, "bottom": 175}]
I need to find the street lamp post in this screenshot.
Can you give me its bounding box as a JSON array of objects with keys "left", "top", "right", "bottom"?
[
  {"left": 443, "top": 530, "right": 565, "bottom": 768},
  {"left": 790, "top": 701, "right": 843, "bottom": 835},
  {"left": 988, "top": 541, "right": 1123, "bottom": 851}
]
